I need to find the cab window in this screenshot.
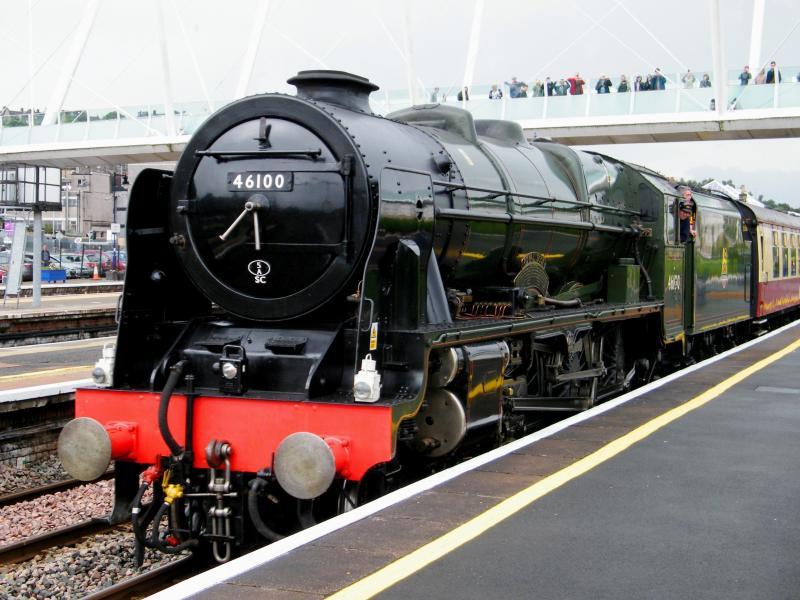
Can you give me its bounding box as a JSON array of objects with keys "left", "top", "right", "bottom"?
[{"left": 666, "top": 199, "right": 676, "bottom": 243}]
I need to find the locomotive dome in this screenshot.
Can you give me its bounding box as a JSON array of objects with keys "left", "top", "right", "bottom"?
[{"left": 169, "top": 71, "right": 377, "bottom": 320}]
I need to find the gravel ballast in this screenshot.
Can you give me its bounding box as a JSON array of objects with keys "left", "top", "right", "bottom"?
[
  {"left": 0, "top": 527, "right": 185, "bottom": 599},
  {"left": 0, "top": 480, "right": 114, "bottom": 547}
]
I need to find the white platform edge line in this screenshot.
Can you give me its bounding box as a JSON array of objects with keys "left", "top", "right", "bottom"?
[
  {"left": 0, "top": 379, "right": 92, "bottom": 404},
  {"left": 148, "top": 319, "right": 800, "bottom": 600}
]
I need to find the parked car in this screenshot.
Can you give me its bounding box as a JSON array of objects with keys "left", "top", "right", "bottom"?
[
  {"left": 84, "top": 250, "right": 126, "bottom": 273},
  {"left": 106, "top": 250, "right": 126, "bottom": 271},
  {"left": 56, "top": 253, "right": 94, "bottom": 278},
  {"left": 0, "top": 251, "right": 34, "bottom": 282},
  {"left": 81, "top": 251, "right": 104, "bottom": 273}
]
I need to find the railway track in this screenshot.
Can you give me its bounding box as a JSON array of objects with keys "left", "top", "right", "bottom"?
[
  {"left": 0, "top": 518, "right": 118, "bottom": 564},
  {"left": 0, "top": 471, "right": 114, "bottom": 509},
  {"left": 0, "top": 521, "right": 202, "bottom": 597},
  {"left": 84, "top": 556, "right": 204, "bottom": 599}
]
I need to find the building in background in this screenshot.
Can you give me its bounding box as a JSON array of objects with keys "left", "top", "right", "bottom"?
[
  {"left": 0, "top": 165, "right": 128, "bottom": 249},
  {"left": 45, "top": 167, "right": 128, "bottom": 241}
]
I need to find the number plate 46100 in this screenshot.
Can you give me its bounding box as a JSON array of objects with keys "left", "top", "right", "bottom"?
[{"left": 228, "top": 172, "right": 293, "bottom": 192}]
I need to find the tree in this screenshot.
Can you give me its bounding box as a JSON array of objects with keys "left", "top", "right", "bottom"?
[{"left": 677, "top": 177, "right": 799, "bottom": 213}]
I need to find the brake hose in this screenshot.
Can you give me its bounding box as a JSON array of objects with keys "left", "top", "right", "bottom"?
[
  {"left": 158, "top": 360, "right": 187, "bottom": 457},
  {"left": 247, "top": 478, "right": 285, "bottom": 542}
]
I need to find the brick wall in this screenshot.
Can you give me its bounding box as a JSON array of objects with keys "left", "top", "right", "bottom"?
[{"left": 0, "top": 396, "right": 74, "bottom": 467}]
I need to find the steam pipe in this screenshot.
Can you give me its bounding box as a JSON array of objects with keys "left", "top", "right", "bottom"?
[{"left": 543, "top": 296, "right": 582, "bottom": 308}]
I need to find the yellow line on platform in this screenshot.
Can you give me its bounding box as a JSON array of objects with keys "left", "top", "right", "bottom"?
[
  {"left": 0, "top": 365, "right": 93, "bottom": 382},
  {"left": 328, "top": 337, "right": 800, "bottom": 600}
]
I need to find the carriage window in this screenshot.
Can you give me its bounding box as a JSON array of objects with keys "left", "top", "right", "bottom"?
[
  {"left": 773, "top": 231, "right": 779, "bottom": 245},
  {"left": 793, "top": 247, "right": 798, "bottom": 277},
  {"left": 783, "top": 246, "right": 789, "bottom": 277},
  {"left": 773, "top": 241, "right": 780, "bottom": 278}
]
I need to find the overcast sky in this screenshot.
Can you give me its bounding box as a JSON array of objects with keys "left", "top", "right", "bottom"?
[{"left": 1, "top": 0, "right": 798, "bottom": 203}]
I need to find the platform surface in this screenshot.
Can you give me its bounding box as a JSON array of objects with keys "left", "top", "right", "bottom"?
[
  {"left": 377, "top": 343, "right": 800, "bottom": 599},
  {"left": 0, "top": 291, "right": 118, "bottom": 319},
  {"left": 152, "top": 322, "right": 800, "bottom": 600},
  {"left": 0, "top": 336, "right": 110, "bottom": 400}
]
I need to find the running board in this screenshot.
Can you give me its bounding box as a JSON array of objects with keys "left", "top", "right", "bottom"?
[{"left": 510, "top": 396, "right": 592, "bottom": 412}]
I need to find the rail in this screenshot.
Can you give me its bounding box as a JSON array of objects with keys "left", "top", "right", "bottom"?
[
  {"left": 0, "top": 518, "right": 117, "bottom": 563},
  {"left": 0, "top": 471, "right": 115, "bottom": 509},
  {"left": 83, "top": 556, "right": 202, "bottom": 600}
]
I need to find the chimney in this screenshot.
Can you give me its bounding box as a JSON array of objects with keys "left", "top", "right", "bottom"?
[{"left": 287, "top": 70, "right": 379, "bottom": 114}]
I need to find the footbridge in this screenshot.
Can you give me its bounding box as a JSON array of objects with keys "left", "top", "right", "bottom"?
[
  {"left": 1, "top": 0, "right": 799, "bottom": 166},
  {"left": 3, "top": 78, "right": 799, "bottom": 168}
]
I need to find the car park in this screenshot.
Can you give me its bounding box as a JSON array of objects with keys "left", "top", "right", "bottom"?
[
  {"left": 84, "top": 250, "right": 126, "bottom": 273},
  {"left": 56, "top": 253, "right": 93, "bottom": 278},
  {"left": 0, "top": 251, "right": 33, "bottom": 282}
]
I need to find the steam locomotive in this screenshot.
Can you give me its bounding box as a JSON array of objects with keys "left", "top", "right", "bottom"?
[{"left": 57, "top": 70, "right": 800, "bottom": 563}]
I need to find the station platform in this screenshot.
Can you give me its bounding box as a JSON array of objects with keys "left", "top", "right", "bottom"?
[
  {"left": 0, "top": 336, "right": 108, "bottom": 397},
  {"left": 0, "top": 283, "right": 118, "bottom": 344},
  {"left": 153, "top": 321, "right": 800, "bottom": 600},
  {"left": 0, "top": 280, "right": 122, "bottom": 299}
]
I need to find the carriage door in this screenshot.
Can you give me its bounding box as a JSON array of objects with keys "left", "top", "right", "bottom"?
[
  {"left": 662, "top": 196, "right": 685, "bottom": 341},
  {"left": 664, "top": 245, "right": 685, "bottom": 340}
]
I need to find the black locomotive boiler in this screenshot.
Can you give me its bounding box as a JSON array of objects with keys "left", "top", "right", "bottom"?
[{"left": 57, "top": 70, "right": 800, "bottom": 562}]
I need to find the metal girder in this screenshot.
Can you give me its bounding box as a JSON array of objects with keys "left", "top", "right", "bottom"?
[
  {"left": 748, "top": 0, "right": 766, "bottom": 72},
  {"left": 155, "top": 0, "right": 177, "bottom": 137},
  {"left": 461, "top": 0, "right": 484, "bottom": 106},
  {"left": 709, "top": 0, "right": 727, "bottom": 117},
  {"left": 41, "top": 0, "right": 100, "bottom": 127},
  {"left": 235, "top": 1, "right": 271, "bottom": 98}
]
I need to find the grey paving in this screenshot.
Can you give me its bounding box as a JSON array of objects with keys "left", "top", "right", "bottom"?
[{"left": 380, "top": 349, "right": 800, "bottom": 600}]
